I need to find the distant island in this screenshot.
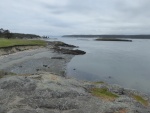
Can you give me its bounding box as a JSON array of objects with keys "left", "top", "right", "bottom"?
[
  {"left": 62, "top": 35, "right": 150, "bottom": 39},
  {"left": 95, "top": 38, "right": 132, "bottom": 42}
]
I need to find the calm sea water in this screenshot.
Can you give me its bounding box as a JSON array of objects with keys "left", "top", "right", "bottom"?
[{"left": 49, "top": 37, "right": 150, "bottom": 94}]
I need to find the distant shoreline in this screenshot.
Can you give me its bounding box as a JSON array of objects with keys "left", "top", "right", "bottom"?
[{"left": 62, "top": 35, "right": 150, "bottom": 39}]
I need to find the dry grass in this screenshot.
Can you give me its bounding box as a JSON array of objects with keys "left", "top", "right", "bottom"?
[
  {"left": 93, "top": 81, "right": 105, "bottom": 84},
  {"left": 132, "top": 94, "right": 149, "bottom": 106}
]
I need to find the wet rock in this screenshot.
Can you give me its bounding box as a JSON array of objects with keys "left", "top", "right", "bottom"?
[
  {"left": 54, "top": 48, "right": 86, "bottom": 55},
  {"left": 111, "top": 87, "right": 125, "bottom": 95},
  {"left": 108, "top": 76, "right": 112, "bottom": 79},
  {"left": 47, "top": 41, "right": 86, "bottom": 55},
  {"left": 19, "top": 65, "right": 22, "bottom": 68},
  {"left": 36, "top": 69, "right": 40, "bottom": 71},
  {"left": 43, "top": 65, "right": 48, "bottom": 67}
]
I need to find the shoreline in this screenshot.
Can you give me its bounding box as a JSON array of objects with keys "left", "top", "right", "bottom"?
[
  {"left": 0, "top": 41, "right": 85, "bottom": 76},
  {"left": 0, "top": 41, "right": 150, "bottom": 112}
]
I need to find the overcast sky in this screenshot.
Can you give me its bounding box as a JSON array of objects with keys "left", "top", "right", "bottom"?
[{"left": 0, "top": 0, "right": 150, "bottom": 35}]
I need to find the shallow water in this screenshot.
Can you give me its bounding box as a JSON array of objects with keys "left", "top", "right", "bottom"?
[{"left": 49, "top": 38, "right": 150, "bottom": 94}]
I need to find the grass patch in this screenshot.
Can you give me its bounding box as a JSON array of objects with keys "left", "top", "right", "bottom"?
[
  {"left": 0, "top": 38, "right": 46, "bottom": 48},
  {"left": 90, "top": 88, "right": 119, "bottom": 101},
  {"left": 132, "top": 94, "right": 149, "bottom": 106},
  {"left": 0, "top": 70, "right": 16, "bottom": 79},
  {"left": 93, "top": 81, "right": 105, "bottom": 84}
]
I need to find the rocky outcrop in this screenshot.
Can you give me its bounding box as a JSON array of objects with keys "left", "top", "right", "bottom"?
[
  {"left": 0, "top": 73, "right": 150, "bottom": 113},
  {"left": 48, "top": 41, "right": 86, "bottom": 55},
  {"left": 53, "top": 48, "right": 86, "bottom": 55},
  {"left": 48, "top": 41, "right": 77, "bottom": 48}
]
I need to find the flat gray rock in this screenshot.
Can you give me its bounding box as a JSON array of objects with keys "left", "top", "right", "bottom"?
[{"left": 0, "top": 73, "right": 150, "bottom": 113}]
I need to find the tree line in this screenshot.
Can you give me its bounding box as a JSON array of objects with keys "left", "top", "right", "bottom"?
[
  {"left": 0, "top": 28, "right": 46, "bottom": 39},
  {"left": 0, "top": 28, "right": 13, "bottom": 39}
]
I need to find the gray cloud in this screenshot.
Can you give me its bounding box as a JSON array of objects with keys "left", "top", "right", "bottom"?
[{"left": 0, "top": 0, "right": 150, "bottom": 35}]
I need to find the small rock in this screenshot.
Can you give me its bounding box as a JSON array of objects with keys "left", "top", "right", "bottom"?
[
  {"left": 36, "top": 69, "right": 40, "bottom": 71},
  {"left": 19, "top": 65, "right": 22, "bottom": 68},
  {"left": 43, "top": 65, "right": 48, "bottom": 67},
  {"left": 108, "top": 76, "right": 112, "bottom": 79}
]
